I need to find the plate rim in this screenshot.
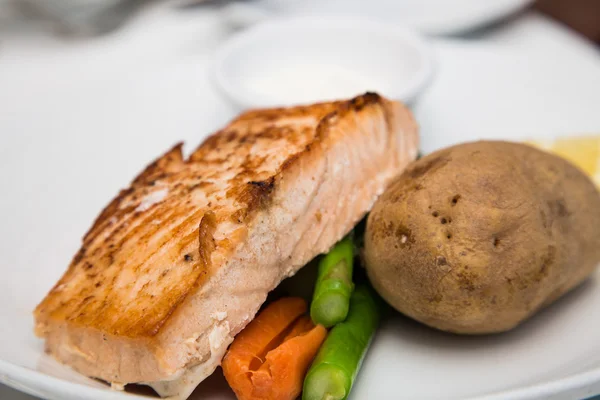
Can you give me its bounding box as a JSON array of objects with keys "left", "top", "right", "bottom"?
[
  {"left": 0, "top": 358, "right": 141, "bottom": 400},
  {"left": 2, "top": 354, "right": 600, "bottom": 400},
  {"left": 469, "top": 367, "right": 600, "bottom": 399}
]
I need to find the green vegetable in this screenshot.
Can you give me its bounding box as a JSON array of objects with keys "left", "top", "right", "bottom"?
[
  {"left": 303, "top": 285, "right": 381, "bottom": 400},
  {"left": 310, "top": 236, "right": 354, "bottom": 328}
]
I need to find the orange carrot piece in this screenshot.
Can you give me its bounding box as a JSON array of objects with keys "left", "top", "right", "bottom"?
[
  {"left": 252, "top": 322, "right": 327, "bottom": 400},
  {"left": 222, "top": 298, "right": 328, "bottom": 400},
  {"left": 225, "top": 298, "right": 307, "bottom": 367}
]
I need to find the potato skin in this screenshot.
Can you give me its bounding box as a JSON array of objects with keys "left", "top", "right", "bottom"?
[{"left": 364, "top": 141, "right": 600, "bottom": 334}]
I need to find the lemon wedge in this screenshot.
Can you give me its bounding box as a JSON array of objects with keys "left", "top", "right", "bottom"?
[{"left": 527, "top": 135, "right": 600, "bottom": 186}]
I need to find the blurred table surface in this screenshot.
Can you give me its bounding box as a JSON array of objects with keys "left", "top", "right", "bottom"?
[{"left": 0, "top": 3, "right": 599, "bottom": 400}]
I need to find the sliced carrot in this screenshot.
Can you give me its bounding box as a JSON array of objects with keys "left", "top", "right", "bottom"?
[
  {"left": 225, "top": 297, "right": 307, "bottom": 370},
  {"left": 222, "top": 298, "right": 328, "bottom": 400},
  {"left": 251, "top": 321, "right": 327, "bottom": 399}
]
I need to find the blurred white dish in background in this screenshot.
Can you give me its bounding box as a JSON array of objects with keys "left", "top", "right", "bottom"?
[
  {"left": 212, "top": 16, "right": 434, "bottom": 109},
  {"left": 242, "top": 64, "right": 381, "bottom": 105},
  {"left": 0, "top": 0, "right": 212, "bottom": 36},
  {"left": 221, "top": 0, "right": 533, "bottom": 35}
]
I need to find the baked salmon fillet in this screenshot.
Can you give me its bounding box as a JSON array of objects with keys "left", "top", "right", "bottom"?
[{"left": 34, "top": 93, "right": 418, "bottom": 399}]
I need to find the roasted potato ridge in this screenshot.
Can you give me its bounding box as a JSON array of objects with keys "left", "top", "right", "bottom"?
[{"left": 364, "top": 141, "right": 600, "bottom": 334}]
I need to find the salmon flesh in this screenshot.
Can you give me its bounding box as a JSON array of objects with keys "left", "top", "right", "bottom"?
[{"left": 34, "top": 93, "right": 418, "bottom": 398}]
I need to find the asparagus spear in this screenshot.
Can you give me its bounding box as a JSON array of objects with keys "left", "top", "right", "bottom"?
[
  {"left": 310, "top": 236, "right": 354, "bottom": 328},
  {"left": 303, "top": 285, "right": 381, "bottom": 400}
]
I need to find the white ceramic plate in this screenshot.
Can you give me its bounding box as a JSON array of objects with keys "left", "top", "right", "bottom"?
[
  {"left": 221, "top": 0, "right": 534, "bottom": 35},
  {"left": 1, "top": 8, "right": 600, "bottom": 400}
]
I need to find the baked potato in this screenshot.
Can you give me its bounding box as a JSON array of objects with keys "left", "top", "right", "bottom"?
[{"left": 364, "top": 141, "right": 600, "bottom": 334}]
